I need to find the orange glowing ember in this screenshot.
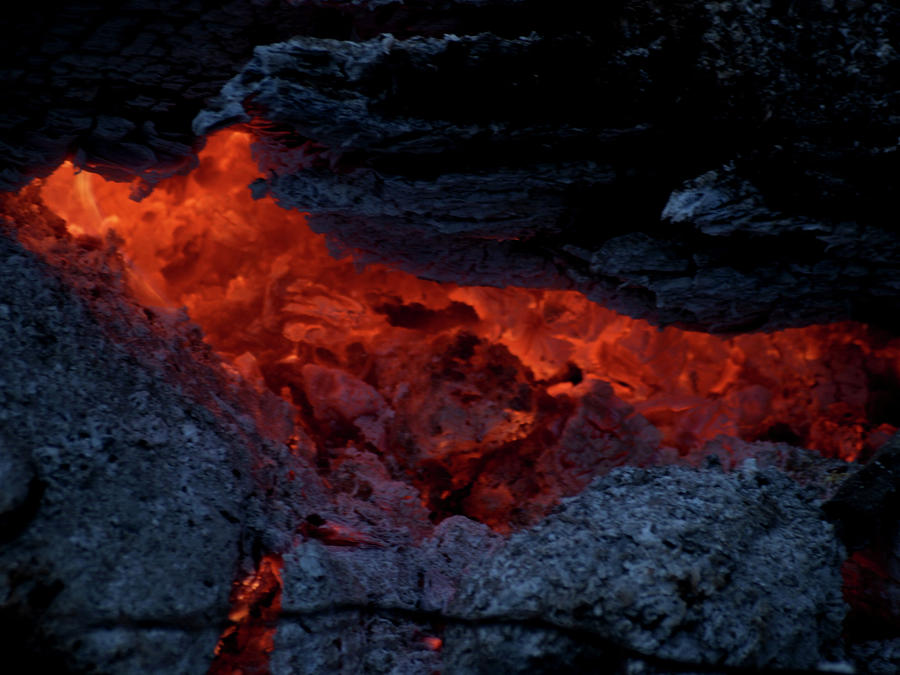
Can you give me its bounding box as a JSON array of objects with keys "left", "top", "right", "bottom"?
[
  {"left": 422, "top": 636, "right": 443, "bottom": 651},
  {"left": 26, "top": 126, "right": 900, "bottom": 665},
  {"left": 39, "top": 128, "right": 900, "bottom": 477},
  {"left": 209, "top": 554, "right": 283, "bottom": 675}
]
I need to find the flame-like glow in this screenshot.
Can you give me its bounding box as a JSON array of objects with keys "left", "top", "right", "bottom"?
[
  {"left": 40, "top": 129, "right": 900, "bottom": 475},
  {"left": 32, "top": 128, "right": 900, "bottom": 658},
  {"left": 209, "top": 554, "right": 283, "bottom": 674},
  {"left": 422, "top": 636, "right": 443, "bottom": 651}
]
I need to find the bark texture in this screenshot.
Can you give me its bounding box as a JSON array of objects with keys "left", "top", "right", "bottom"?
[
  {"left": 2, "top": 3, "right": 898, "bottom": 672},
  {"left": 0, "top": 199, "right": 854, "bottom": 672},
  {"left": 3, "top": 2, "right": 900, "bottom": 331},
  {"left": 271, "top": 465, "right": 846, "bottom": 673}
]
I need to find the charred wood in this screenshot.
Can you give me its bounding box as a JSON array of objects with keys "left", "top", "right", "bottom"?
[
  {"left": 0, "top": 192, "right": 334, "bottom": 672},
  {"left": 3, "top": 2, "right": 900, "bottom": 331},
  {"left": 2, "top": 0, "right": 900, "bottom": 332},
  {"left": 202, "top": 1, "right": 900, "bottom": 333},
  {"left": 3, "top": 3, "right": 900, "bottom": 673},
  {"left": 0, "top": 198, "right": 854, "bottom": 673}
]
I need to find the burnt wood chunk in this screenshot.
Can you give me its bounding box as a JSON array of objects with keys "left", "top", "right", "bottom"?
[{"left": 2, "top": 2, "right": 900, "bottom": 331}]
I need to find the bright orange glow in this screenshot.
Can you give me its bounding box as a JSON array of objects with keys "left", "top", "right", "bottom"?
[
  {"left": 209, "top": 554, "right": 282, "bottom": 674},
  {"left": 38, "top": 129, "right": 900, "bottom": 528}
]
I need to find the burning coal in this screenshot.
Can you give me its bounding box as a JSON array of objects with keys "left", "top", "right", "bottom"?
[
  {"left": 2, "top": 126, "right": 894, "bottom": 673},
  {"left": 4, "top": 1, "right": 899, "bottom": 669},
  {"left": 37, "top": 128, "right": 900, "bottom": 534}
]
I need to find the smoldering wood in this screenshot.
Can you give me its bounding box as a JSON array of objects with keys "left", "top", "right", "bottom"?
[
  {"left": 0, "top": 192, "right": 334, "bottom": 671},
  {"left": 0, "top": 197, "right": 861, "bottom": 672},
  {"left": 4, "top": 1, "right": 900, "bottom": 331},
  {"left": 4, "top": 2, "right": 900, "bottom": 673}
]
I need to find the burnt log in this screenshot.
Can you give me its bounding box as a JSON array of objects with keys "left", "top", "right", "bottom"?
[
  {"left": 3, "top": 2, "right": 899, "bottom": 332},
  {"left": 261, "top": 465, "right": 848, "bottom": 673},
  {"left": 0, "top": 230, "right": 256, "bottom": 671},
  {"left": 0, "top": 191, "right": 342, "bottom": 671},
  {"left": 0, "top": 195, "right": 853, "bottom": 673},
  {"left": 2, "top": 3, "right": 899, "bottom": 672},
  {"left": 825, "top": 436, "right": 900, "bottom": 643},
  {"left": 825, "top": 435, "right": 900, "bottom": 553}
]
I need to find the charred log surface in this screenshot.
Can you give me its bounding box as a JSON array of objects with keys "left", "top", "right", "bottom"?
[
  {"left": 0, "top": 0, "right": 487, "bottom": 192},
  {"left": 0, "top": 193, "right": 343, "bottom": 672},
  {"left": 194, "top": 1, "right": 900, "bottom": 333},
  {"left": 824, "top": 435, "right": 900, "bottom": 643},
  {"left": 271, "top": 466, "right": 846, "bottom": 673},
  {"left": 825, "top": 435, "right": 900, "bottom": 552},
  {"left": 3, "top": 2, "right": 899, "bottom": 331},
  {"left": 0, "top": 232, "right": 251, "bottom": 671},
  {"left": 0, "top": 0, "right": 614, "bottom": 193}
]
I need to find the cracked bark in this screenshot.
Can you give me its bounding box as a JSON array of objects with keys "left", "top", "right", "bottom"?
[
  {"left": 3, "top": 3, "right": 900, "bottom": 673},
  {"left": 4, "top": 1, "right": 899, "bottom": 331}
]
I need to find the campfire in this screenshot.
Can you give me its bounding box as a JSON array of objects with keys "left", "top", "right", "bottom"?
[
  {"left": 2, "top": 2, "right": 900, "bottom": 673},
  {"left": 39, "top": 129, "right": 900, "bottom": 520}
]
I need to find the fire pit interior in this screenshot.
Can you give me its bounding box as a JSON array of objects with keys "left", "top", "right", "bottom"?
[
  {"left": 38, "top": 129, "right": 900, "bottom": 522},
  {"left": 3, "top": 2, "right": 900, "bottom": 674}
]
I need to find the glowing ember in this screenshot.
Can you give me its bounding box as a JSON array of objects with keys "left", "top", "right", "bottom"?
[
  {"left": 422, "top": 636, "right": 443, "bottom": 651},
  {"left": 39, "top": 129, "right": 900, "bottom": 527},
  {"left": 24, "top": 126, "right": 900, "bottom": 665},
  {"left": 209, "top": 554, "right": 283, "bottom": 675}
]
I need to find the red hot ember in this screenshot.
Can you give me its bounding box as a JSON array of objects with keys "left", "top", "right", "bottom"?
[
  {"left": 18, "top": 126, "right": 900, "bottom": 673},
  {"left": 40, "top": 130, "right": 899, "bottom": 522}
]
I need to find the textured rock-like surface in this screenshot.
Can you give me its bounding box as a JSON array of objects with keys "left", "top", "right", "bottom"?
[
  {"left": 448, "top": 465, "right": 846, "bottom": 670},
  {"left": 0, "top": 232, "right": 251, "bottom": 671},
  {"left": 279, "top": 516, "right": 500, "bottom": 617},
  {"left": 272, "top": 613, "right": 444, "bottom": 675},
  {"left": 851, "top": 639, "right": 900, "bottom": 675},
  {"left": 825, "top": 434, "right": 900, "bottom": 552},
  {"left": 1, "top": 0, "right": 483, "bottom": 192},
  {"left": 440, "top": 622, "right": 610, "bottom": 675},
  {"left": 0, "top": 187, "right": 347, "bottom": 671},
  {"left": 0, "top": 0, "right": 610, "bottom": 193},
  {"left": 272, "top": 466, "right": 845, "bottom": 672},
  {"left": 694, "top": 437, "right": 856, "bottom": 501},
  {"left": 824, "top": 435, "right": 900, "bottom": 644},
  {"left": 192, "top": 1, "right": 900, "bottom": 332},
  {"left": 4, "top": 2, "right": 900, "bottom": 330}
]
